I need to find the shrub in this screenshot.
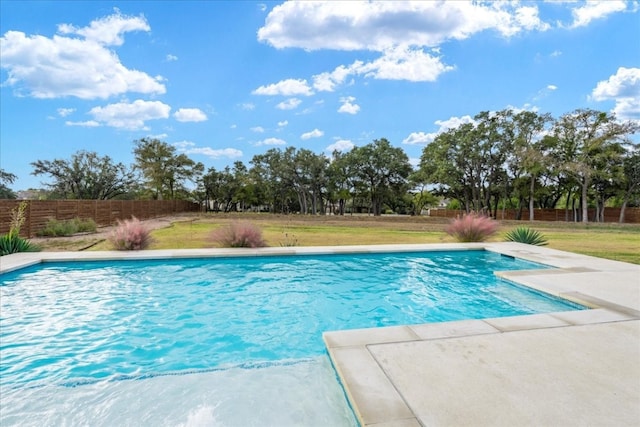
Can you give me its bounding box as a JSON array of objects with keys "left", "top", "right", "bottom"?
[
  {"left": 279, "top": 231, "right": 299, "bottom": 247},
  {"left": 38, "top": 218, "right": 76, "bottom": 237},
  {"left": 210, "top": 221, "right": 267, "bottom": 248},
  {"left": 505, "top": 227, "right": 548, "bottom": 246},
  {"left": 74, "top": 217, "right": 97, "bottom": 233},
  {"left": 446, "top": 212, "right": 498, "bottom": 242},
  {"left": 37, "top": 217, "right": 97, "bottom": 237},
  {"left": 108, "top": 217, "right": 154, "bottom": 250},
  {"left": 1, "top": 201, "right": 40, "bottom": 256}
]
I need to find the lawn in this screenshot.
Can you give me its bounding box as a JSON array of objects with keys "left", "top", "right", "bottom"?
[{"left": 86, "top": 213, "right": 640, "bottom": 265}]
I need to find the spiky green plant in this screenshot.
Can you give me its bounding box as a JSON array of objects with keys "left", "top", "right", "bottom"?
[
  {"left": 1, "top": 201, "right": 41, "bottom": 256},
  {"left": 504, "top": 226, "right": 548, "bottom": 246}
]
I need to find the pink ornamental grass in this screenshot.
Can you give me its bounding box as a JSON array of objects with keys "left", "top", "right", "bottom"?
[
  {"left": 108, "top": 216, "right": 154, "bottom": 250},
  {"left": 210, "top": 221, "right": 267, "bottom": 248},
  {"left": 446, "top": 212, "right": 498, "bottom": 242}
]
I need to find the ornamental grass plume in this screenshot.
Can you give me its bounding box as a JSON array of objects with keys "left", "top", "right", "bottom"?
[
  {"left": 446, "top": 212, "right": 498, "bottom": 242},
  {"left": 210, "top": 221, "right": 267, "bottom": 248},
  {"left": 108, "top": 216, "right": 154, "bottom": 250}
]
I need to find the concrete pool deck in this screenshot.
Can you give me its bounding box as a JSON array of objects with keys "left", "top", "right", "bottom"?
[{"left": 1, "top": 243, "right": 639, "bottom": 426}]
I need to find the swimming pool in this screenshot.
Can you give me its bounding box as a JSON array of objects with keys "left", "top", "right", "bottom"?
[{"left": 0, "top": 249, "right": 582, "bottom": 426}]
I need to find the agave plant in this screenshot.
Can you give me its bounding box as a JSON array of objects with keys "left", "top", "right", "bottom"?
[
  {"left": 0, "top": 234, "right": 41, "bottom": 256},
  {"left": 504, "top": 227, "right": 548, "bottom": 246}
]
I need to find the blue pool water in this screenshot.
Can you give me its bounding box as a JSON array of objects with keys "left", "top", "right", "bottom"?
[{"left": 0, "top": 249, "right": 581, "bottom": 426}]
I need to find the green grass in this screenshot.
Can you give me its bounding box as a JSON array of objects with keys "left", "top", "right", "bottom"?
[{"left": 86, "top": 214, "right": 640, "bottom": 264}]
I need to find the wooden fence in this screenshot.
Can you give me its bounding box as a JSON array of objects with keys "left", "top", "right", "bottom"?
[
  {"left": 427, "top": 207, "right": 640, "bottom": 223},
  {"left": 0, "top": 199, "right": 201, "bottom": 237}
]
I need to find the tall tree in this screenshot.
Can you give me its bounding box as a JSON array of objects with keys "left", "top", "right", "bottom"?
[
  {"left": 0, "top": 169, "right": 18, "bottom": 199},
  {"left": 617, "top": 147, "right": 640, "bottom": 222},
  {"left": 347, "top": 138, "right": 412, "bottom": 216},
  {"left": 506, "top": 111, "right": 553, "bottom": 220},
  {"left": 31, "top": 151, "right": 135, "bottom": 199},
  {"left": 133, "top": 138, "right": 203, "bottom": 200},
  {"left": 550, "top": 109, "right": 639, "bottom": 222}
]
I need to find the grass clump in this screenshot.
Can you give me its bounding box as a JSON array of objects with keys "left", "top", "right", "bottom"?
[
  {"left": 446, "top": 212, "right": 498, "bottom": 242},
  {"left": 108, "top": 216, "right": 154, "bottom": 250},
  {"left": 1, "top": 201, "right": 40, "bottom": 256},
  {"left": 505, "top": 226, "right": 548, "bottom": 246},
  {"left": 210, "top": 221, "right": 267, "bottom": 248},
  {"left": 37, "top": 217, "right": 97, "bottom": 237}
]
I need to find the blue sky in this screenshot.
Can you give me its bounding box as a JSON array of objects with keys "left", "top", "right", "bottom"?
[{"left": 1, "top": 1, "right": 639, "bottom": 191}]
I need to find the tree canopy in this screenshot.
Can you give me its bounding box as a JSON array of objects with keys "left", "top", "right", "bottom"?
[
  {"left": 30, "top": 151, "right": 136, "bottom": 200},
  {"left": 14, "top": 108, "right": 640, "bottom": 222}
]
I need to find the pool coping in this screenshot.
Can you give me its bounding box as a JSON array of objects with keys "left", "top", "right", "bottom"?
[{"left": 2, "top": 242, "right": 639, "bottom": 426}]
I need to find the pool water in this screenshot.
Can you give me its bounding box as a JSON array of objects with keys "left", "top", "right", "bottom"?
[{"left": 0, "top": 250, "right": 581, "bottom": 426}]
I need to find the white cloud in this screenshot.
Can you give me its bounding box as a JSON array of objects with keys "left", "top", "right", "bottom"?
[
  {"left": 326, "top": 139, "right": 354, "bottom": 152},
  {"left": 173, "top": 140, "right": 195, "bottom": 149},
  {"left": 591, "top": 67, "right": 640, "bottom": 120},
  {"left": 547, "top": 84, "right": 558, "bottom": 91},
  {"left": 313, "top": 65, "right": 352, "bottom": 92},
  {"left": 57, "top": 108, "right": 75, "bottom": 117},
  {"left": 276, "top": 98, "right": 302, "bottom": 110},
  {"left": 301, "top": 128, "right": 324, "bottom": 140},
  {"left": 403, "top": 115, "right": 476, "bottom": 145},
  {"left": 251, "top": 126, "right": 265, "bottom": 133},
  {"left": 258, "top": 2, "right": 550, "bottom": 52},
  {"left": 230, "top": 124, "right": 237, "bottom": 129},
  {"left": 354, "top": 46, "right": 455, "bottom": 82},
  {"left": 166, "top": 54, "right": 178, "bottom": 61},
  {"left": 277, "top": 120, "right": 288, "bottom": 127},
  {"left": 147, "top": 133, "right": 169, "bottom": 140},
  {"left": 592, "top": 67, "right": 640, "bottom": 100},
  {"left": 252, "top": 78, "right": 313, "bottom": 96},
  {"left": 612, "top": 98, "right": 640, "bottom": 120},
  {"left": 337, "top": 96, "right": 360, "bottom": 114},
  {"left": 57, "top": 10, "right": 149, "bottom": 46},
  {"left": 240, "top": 102, "right": 255, "bottom": 110},
  {"left": 550, "top": 50, "right": 562, "bottom": 57},
  {"left": 65, "top": 120, "right": 101, "bottom": 127},
  {"left": 402, "top": 131, "right": 438, "bottom": 145},
  {"left": 0, "top": 12, "right": 165, "bottom": 99},
  {"left": 88, "top": 99, "right": 171, "bottom": 130},
  {"left": 256, "top": 137, "right": 286, "bottom": 146},
  {"left": 569, "top": 1, "right": 628, "bottom": 28},
  {"left": 183, "top": 147, "right": 243, "bottom": 159},
  {"left": 174, "top": 108, "right": 207, "bottom": 122}
]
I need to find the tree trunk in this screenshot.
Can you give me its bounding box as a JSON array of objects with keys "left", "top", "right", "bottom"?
[
  {"left": 619, "top": 199, "right": 628, "bottom": 223},
  {"left": 529, "top": 176, "right": 535, "bottom": 221},
  {"left": 581, "top": 180, "right": 589, "bottom": 223}
]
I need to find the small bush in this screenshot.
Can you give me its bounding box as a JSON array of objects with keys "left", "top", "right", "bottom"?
[
  {"left": 279, "top": 231, "right": 299, "bottom": 247},
  {"left": 210, "top": 221, "right": 267, "bottom": 248},
  {"left": 74, "top": 217, "right": 97, "bottom": 233},
  {"left": 38, "top": 217, "right": 98, "bottom": 237},
  {"left": 108, "top": 217, "right": 154, "bottom": 250},
  {"left": 505, "top": 227, "right": 548, "bottom": 246},
  {"left": 446, "top": 212, "right": 498, "bottom": 242}
]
